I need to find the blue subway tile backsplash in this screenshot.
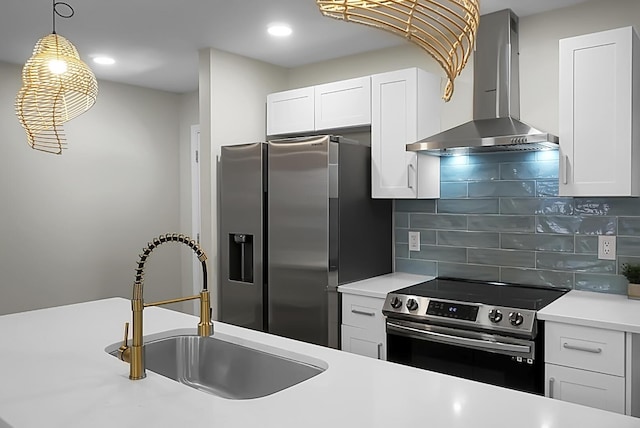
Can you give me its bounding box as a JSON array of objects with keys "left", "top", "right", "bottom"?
[
  {"left": 619, "top": 217, "right": 640, "bottom": 236},
  {"left": 437, "top": 263, "right": 499, "bottom": 281},
  {"left": 394, "top": 151, "right": 635, "bottom": 294},
  {"left": 395, "top": 258, "right": 437, "bottom": 276},
  {"left": 437, "top": 199, "right": 499, "bottom": 214},
  {"left": 395, "top": 228, "right": 436, "bottom": 245},
  {"left": 412, "top": 245, "right": 467, "bottom": 263},
  {"left": 536, "top": 180, "right": 559, "bottom": 197},
  {"left": 468, "top": 215, "right": 535, "bottom": 232},
  {"left": 500, "top": 233, "right": 574, "bottom": 253},
  {"left": 468, "top": 248, "right": 536, "bottom": 268},
  {"left": 499, "top": 198, "right": 574, "bottom": 215},
  {"left": 441, "top": 163, "right": 499, "bottom": 182},
  {"left": 411, "top": 213, "right": 467, "bottom": 230},
  {"left": 438, "top": 231, "right": 499, "bottom": 248},
  {"left": 500, "top": 160, "right": 559, "bottom": 180},
  {"left": 440, "top": 183, "right": 468, "bottom": 198},
  {"left": 469, "top": 181, "right": 536, "bottom": 198},
  {"left": 618, "top": 236, "right": 640, "bottom": 256}
]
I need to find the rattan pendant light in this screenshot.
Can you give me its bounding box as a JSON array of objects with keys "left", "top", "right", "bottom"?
[
  {"left": 15, "top": 1, "right": 98, "bottom": 154},
  {"left": 316, "top": 0, "right": 479, "bottom": 101}
]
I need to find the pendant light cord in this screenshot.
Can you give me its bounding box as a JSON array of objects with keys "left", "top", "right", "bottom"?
[{"left": 52, "top": 1, "right": 74, "bottom": 34}]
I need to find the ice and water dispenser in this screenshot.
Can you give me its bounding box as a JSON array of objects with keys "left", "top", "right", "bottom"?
[{"left": 228, "top": 233, "right": 254, "bottom": 283}]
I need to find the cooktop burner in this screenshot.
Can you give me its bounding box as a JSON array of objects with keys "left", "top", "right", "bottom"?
[{"left": 392, "top": 277, "right": 569, "bottom": 310}]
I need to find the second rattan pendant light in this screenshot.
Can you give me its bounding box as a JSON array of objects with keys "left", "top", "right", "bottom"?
[
  {"left": 15, "top": 1, "right": 98, "bottom": 154},
  {"left": 316, "top": 0, "right": 479, "bottom": 101}
]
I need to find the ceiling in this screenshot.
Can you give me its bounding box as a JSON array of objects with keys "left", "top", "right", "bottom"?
[{"left": 0, "top": 0, "right": 592, "bottom": 93}]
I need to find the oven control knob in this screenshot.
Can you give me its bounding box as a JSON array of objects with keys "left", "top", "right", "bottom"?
[
  {"left": 390, "top": 296, "right": 403, "bottom": 309},
  {"left": 406, "top": 299, "right": 419, "bottom": 311},
  {"left": 488, "top": 309, "right": 503, "bottom": 323},
  {"left": 509, "top": 312, "right": 524, "bottom": 326}
]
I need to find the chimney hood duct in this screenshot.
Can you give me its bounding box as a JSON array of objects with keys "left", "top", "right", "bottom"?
[{"left": 407, "top": 9, "right": 558, "bottom": 156}]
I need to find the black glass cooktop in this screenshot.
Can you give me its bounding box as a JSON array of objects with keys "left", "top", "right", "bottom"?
[{"left": 392, "top": 277, "right": 569, "bottom": 310}]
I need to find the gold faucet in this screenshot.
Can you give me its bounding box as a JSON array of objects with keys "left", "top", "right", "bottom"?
[{"left": 118, "top": 233, "right": 213, "bottom": 380}]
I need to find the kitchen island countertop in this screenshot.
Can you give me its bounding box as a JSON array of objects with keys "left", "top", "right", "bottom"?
[{"left": 1, "top": 298, "right": 639, "bottom": 428}]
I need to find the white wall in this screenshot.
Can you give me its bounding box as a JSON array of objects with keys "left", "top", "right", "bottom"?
[
  {"left": 178, "top": 90, "right": 199, "bottom": 312},
  {"left": 199, "top": 48, "right": 287, "bottom": 318},
  {"left": 0, "top": 61, "right": 185, "bottom": 315}
]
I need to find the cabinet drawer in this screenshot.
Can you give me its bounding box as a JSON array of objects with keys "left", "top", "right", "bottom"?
[
  {"left": 546, "top": 363, "right": 625, "bottom": 414},
  {"left": 342, "top": 293, "right": 385, "bottom": 331},
  {"left": 545, "top": 322, "right": 625, "bottom": 376}
]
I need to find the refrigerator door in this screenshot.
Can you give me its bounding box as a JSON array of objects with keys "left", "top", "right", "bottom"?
[
  {"left": 268, "top": 136, "right": 330, "bottom": 347},
  {"left": 219, "top": 143, "right": 266, "bottom": 331}
]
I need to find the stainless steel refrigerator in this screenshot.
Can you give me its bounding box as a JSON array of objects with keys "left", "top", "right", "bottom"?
[{"left": 219, "top": 135, "right": 392, "bottom": 348}]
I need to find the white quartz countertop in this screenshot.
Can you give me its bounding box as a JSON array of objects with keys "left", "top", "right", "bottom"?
[
  {"left": 1, "top": 298, "right": 640, "bottom": 428},
  {"left": 337, "top": 272, "right": 434, "bottom": 298},
  {"left": 538, "top": 290, "right": 640, "bottom": 333}
]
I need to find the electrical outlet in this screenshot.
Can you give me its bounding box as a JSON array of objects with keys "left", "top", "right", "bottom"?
[
  {"left": 598, "top": 235, "right": 616, "bottom": 260},
  {"left": 408, "top": 231, "right": 420, "bottom": 251}
]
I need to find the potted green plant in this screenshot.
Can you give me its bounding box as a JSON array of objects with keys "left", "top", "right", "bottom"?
[{"left": 621, "top": 263, "right": 640, "bottom": 299}]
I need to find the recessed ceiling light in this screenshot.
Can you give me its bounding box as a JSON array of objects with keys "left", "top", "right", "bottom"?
[
  {"left": 267, "top": 24, "right": 292, "bottom": 37},
  {"left": 93, "top": 56, "right": 115, "bottom": 65}
]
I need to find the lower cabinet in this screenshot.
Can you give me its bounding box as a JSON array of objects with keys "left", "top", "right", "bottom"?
[
  {"left": 341, "top": 293, "right": 386, "bottom": 360},
  {"left": 546, "top": 364, "right": 625, "bottom": 414},
  {"left": 341, "top": 325, "right": 384, "bottom": 359},
  {"left": 544, "top": 321, "right": 628, "bottom": 414}
]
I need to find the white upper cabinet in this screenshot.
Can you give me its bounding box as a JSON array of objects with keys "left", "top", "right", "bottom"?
[
  {"left": 559, "top": 26, "right": 640, "bottom": 196},
  {"left": 314, "top": 77, "right": 371, "bottom": 130},
  {"left": 267, "top": 87, "right": 315, "bottom": 137},
  {"left": 266, "top": 77, "right": 371, "bottom": 137},
  {"left": 371, "top": 68, "right": 442, "bottom": 199}
]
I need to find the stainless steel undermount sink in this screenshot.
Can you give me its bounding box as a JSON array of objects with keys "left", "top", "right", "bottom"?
[{"left": 106, "top": 330, "right": 327, "bottom": 399}]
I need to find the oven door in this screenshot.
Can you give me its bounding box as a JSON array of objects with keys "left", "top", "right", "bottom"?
[{"left": 386, "top": 319, "right": 544, "bottom": 394}]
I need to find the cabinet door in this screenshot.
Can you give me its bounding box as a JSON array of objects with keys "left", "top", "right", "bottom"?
[
  {"left": 559, "top": 26, "right": 640, "bottom": 196},
  {"left": 371, "top": 69, "right": 419, "bottom": 198},
  {"left": 371, "top": 68, "right": 441, "bottom": 199},
  {"left": 341, "top": 324, "right": 385, "bottom": 360},
  {"left": 315, "top": 77, "right": 371, "bottom": 130},
  {"left": 266, "top": 87, "right": 314, "bottom": 136},
  {"left": 546, "top": 363, "right": 625, "bottom": 414}
]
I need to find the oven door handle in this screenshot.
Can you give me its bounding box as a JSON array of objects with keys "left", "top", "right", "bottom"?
[{"left": 387, "top": 321, "right": 532, "bottom": 355}]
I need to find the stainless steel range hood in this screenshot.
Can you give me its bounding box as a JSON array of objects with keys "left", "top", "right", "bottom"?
[{"left": 407, "top": 9, "right": 558, "bottom": 155}]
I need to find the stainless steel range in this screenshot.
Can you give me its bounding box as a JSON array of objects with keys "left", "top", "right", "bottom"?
[{"left": 382, "top": 277, "right": 569, "bottom": 395}]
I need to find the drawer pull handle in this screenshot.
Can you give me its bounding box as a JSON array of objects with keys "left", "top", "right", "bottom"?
[
  {"left": 352, "top": 309, "right": 376, "bottom": 317},
  {"left": 563, "top": 343, "right": 602, "bottom": 354},
  {"left": 377, "top": 343, "right": 383, "bottom": 360},
  {"left": 549, "top": 377, "right": 555, "bottom": 399}
]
